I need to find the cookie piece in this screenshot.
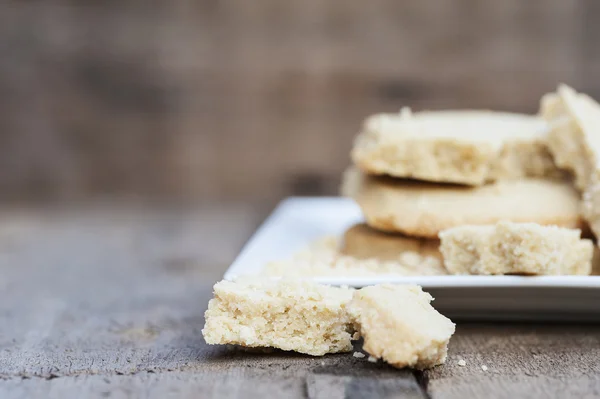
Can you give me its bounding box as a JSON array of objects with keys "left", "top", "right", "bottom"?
[
  {"left": 341, "top": 167, "right": 585, "bottom": 238},
  {"left": 351, "top": 108, "right": 559, "bottom": 185},
  {"left": 541, "top": 85, "right": 600, "bottom": 240},
  {"left": 541, "top": 84, "right": 600, "bottom": 191},
  {"left": 348, "top": 284, "right": 455, "bottom": 370},
  {"left": 584, "top": 184, "right": 600, "bottom": 243},
  {"left": 202, "top": 278, "right": 355, "bottom": 356},
  {"left": 341, "top": 223, "right": 445, "bottom": 272},
  {"left": 439, "top": 221, "right": 593, "bottom": 275}
]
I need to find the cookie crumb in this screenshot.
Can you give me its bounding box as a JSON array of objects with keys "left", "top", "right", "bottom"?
[
  {"left": 368, "top": 356, "right": 378, "bottom": 363},
  {"left": 353, "top": 352, "right": 366, "bottom": 359},
  {"left": 458, "top": 359, "right": 466, "bottom": 367},
  {"left": 481, "top": 365, "right": 488, "bottom": 371},
  {"left": 352, "top": 332, "right": 360, "bottom": 340}
]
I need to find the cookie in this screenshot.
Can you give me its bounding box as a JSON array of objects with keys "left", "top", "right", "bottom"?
[
  {"left": 202, "top": 278, "right": 355, "bottom": 356},
  {"left": 348, "top": 284, "right": 455, "bottom": 370},
  {"left": 439, "top": 221, "right": 593, "bottom": 275},
  {"left": 541, "top": 84, "right": 600, "bottom": 191},
  {"left": 541, "top": 85, "right": 600, "bottom": 240},
  {"left": 351, "top": 108, "right": 560, "bottom": 185},
  {"left": 341, "top": 223, "right": 444, "bottom": 269},
  {"left": 583, "top": 185, "right": 600, "bottom": 243},
  {"left": 341, "top": 167, "right": 585, "bottom": 238}
]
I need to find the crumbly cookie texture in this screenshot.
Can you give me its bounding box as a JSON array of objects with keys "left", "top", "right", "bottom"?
[
  {"left": 541, "top": 84, "right": 600, "bottom": 191},
  {"left": 202, "top": 278, "right": 355, "bottom": 356},
  {"left": 262, "top": 235, "right": 447, "bottom": 277},
  {"left": 439, "top": 221, "right": 593, "bottom": 275},
  {"left": 351, "top": 108, "right": 560, "bottom": 186},
  {"left": 541, "top": 84, "right": 600, "bottom": 240},
  {"left": 584, "top": 184, "right": 600, "bottom": 245},
  {"left": 348, "top": 284, "right": 455, "bottom": 370},
  {"left": 341, "top": 223, "right": 443, "bottom": 265},
  {"left": 341, "top": 167, "right": 585, "bottom": 238}
]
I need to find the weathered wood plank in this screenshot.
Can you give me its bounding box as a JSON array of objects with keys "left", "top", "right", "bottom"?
[
  {"left": 307, "top": 366, "right": 426, "bottom": 399},
  {"left": 0, "top": 360, "right": 424, "bottom": 399},
  {"left": 0, "top": 206, "right": 423, "bottom": 398},
  {"left": 0, "top": 206, "right": 258, "bottom": 378},
  {"left": 423, "top": 323, "right": 600, "bottom": 399},
  {"left": 0, "top": 370, "right": 305, "bottom": 399}
]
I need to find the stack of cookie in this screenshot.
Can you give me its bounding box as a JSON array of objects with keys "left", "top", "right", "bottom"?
[{"left": 342, "top": 98, "right": 594, "bottom": 275}]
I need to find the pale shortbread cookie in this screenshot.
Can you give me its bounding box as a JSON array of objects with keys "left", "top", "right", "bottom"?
[
  {"left": 351, "top": 108, "right": 560, "bottom": 185},
  {"left": 341, "top": 223, "right": 444, "bottom": 267},
  {"left": 541, "top": 84, "right": 600, "bottom": 191},
  {"left": 262, "top": 236, "right": 447, "bottom": 277},
  {"left": 342, "top": 167, "right": 585, "bottom": 238},
  {"left": 584, "top": 184, "right": 600, "bottom": 243},
  {"left": 439, "top": 221, "right": 593, "bottom": 275},
  {"left": 202, "top": 278, "right": 355, "bottom": 356},
  {"left": 541, "top": 85, "right": 600, "bottom": 240},
  {"left": 348, "top": 284, "right": 455, "bottom": 370}
]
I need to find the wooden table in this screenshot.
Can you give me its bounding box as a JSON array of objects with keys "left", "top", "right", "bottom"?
[{"left": 1, "top": 205, "right": 600, "bottom": 398}]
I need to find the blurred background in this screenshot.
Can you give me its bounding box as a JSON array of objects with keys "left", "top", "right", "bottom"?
[{"left": 0, "top": 1, "right": 598, "bottom": 209}]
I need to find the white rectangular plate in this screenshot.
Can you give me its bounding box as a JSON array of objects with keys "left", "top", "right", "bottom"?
[{"left": 225, "top": 197, "right": 600, "bottom": 321}]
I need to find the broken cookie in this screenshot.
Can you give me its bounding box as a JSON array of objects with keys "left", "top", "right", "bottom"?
[
  {"left": 348, "top": 284, "right": 455, "bottom": 370},
  {"left": 439, "top": 221, "right": 593, "bottom": 275},
  {"left": 202, "top": 278, "right": 355, "bottom": 356},
  {"left": 352, "top": 108, "right": 560, "bottom": 185}
]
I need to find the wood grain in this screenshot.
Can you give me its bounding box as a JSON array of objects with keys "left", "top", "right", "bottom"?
[
  {"left": 424, "top": 323, "right": 600, "bottom": 399},
  {"left": 0, "top": 206, "right": 258, "bottom": 378},
  {"left": 0, "top": 371, "right": 306, "bottom": 399},
  {"left": 307, "top": 370, "right": 426, "bottom": 399},
  {"left": 0, "top": 206, "right": 422, "bottom": 398}
]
